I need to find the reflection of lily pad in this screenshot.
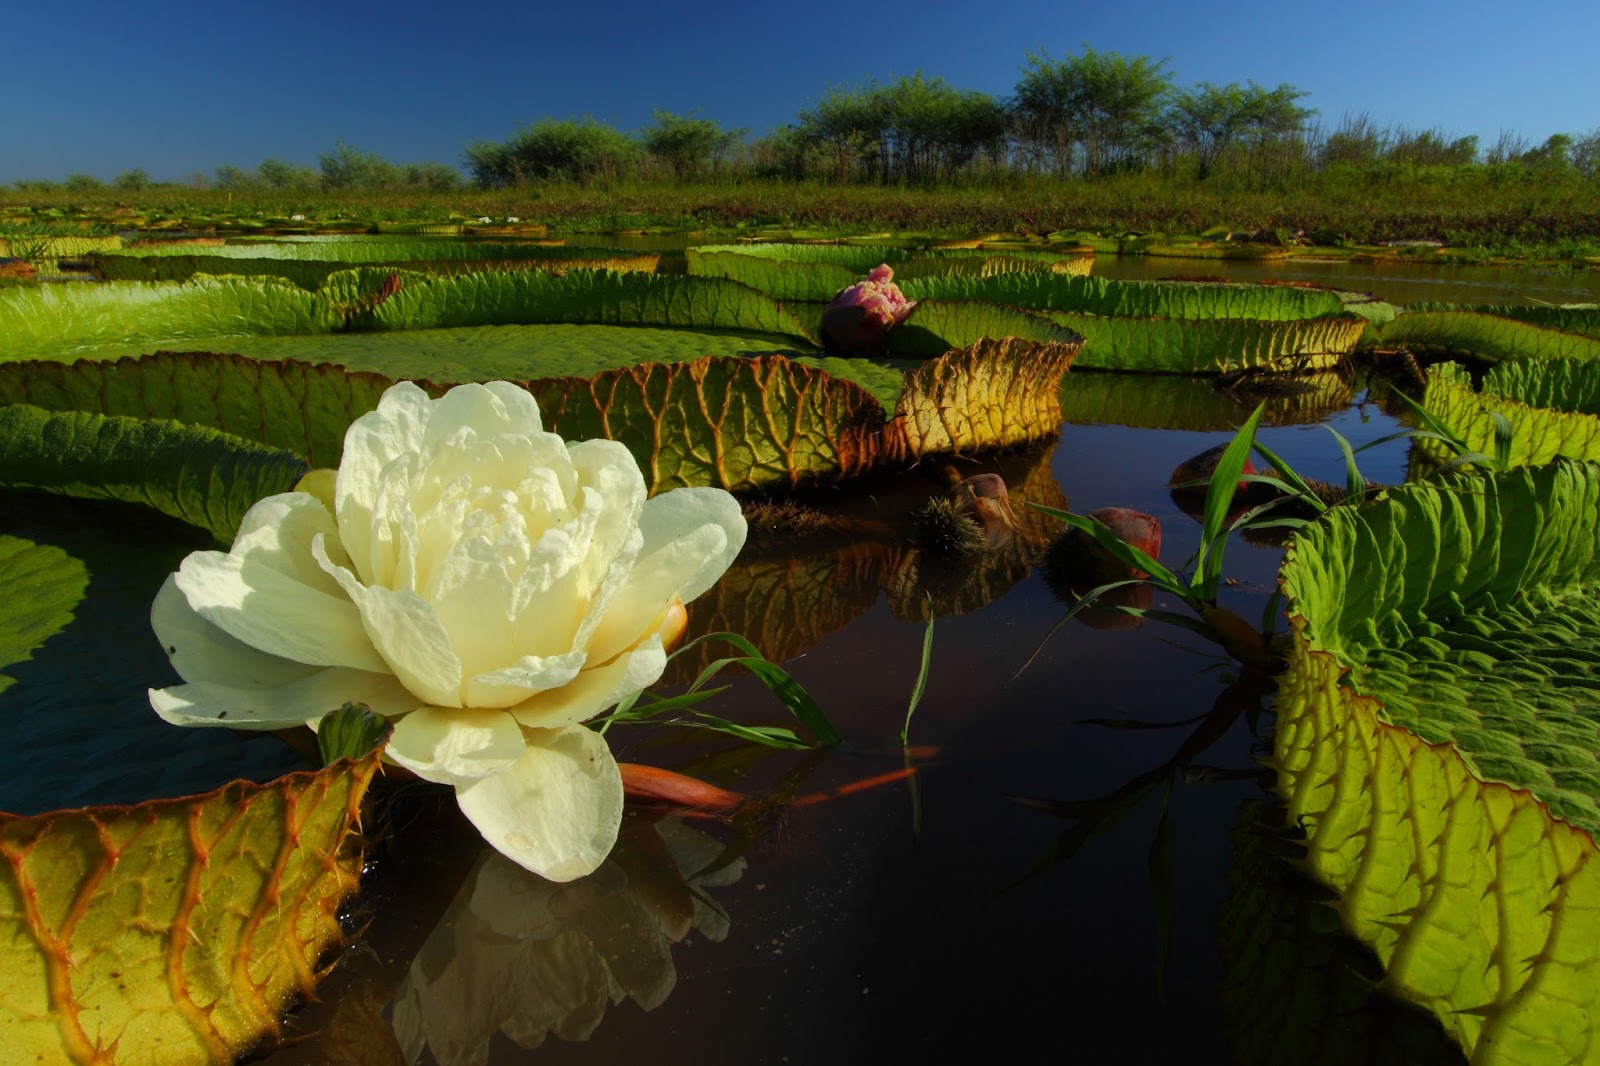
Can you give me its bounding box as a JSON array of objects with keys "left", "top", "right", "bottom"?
[
  {"left": 1218, "top": 801, "right": 1465, "bottom": 1066},
  {"left": 0, "top": 536, "right": 87, "bottom": 695},
  {"left": 1058, "top": 370, "right": 1354, "bottom": 431},
  {"left": 669, "top": 442, "right": 1071, "bottom": 682}
]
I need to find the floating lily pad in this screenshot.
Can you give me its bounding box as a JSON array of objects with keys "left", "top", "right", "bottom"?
[
  {"left": 1276, "top": 460, "right": 1600, "bottom": 1062},
  {"left": 0, "top": 404, "right": 310, "bottom": 543},
  {"left": 1417, "top": 361, "right": 1600, "bottom": 473},
  {"left": 1380, "top": 310, "right": 1600, "bottom": 364},
  {"left": 0, "top": 337, "right": 1078, "bottom": 506},
  {"left": 0, "top": 749, "right": 383, "bottom": 1064},
  {"left": 1218, "top": 801, "right": 1466, "bottom": 1066}
]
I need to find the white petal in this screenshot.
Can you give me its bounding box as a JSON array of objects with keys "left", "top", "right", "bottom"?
[
  {"left": 454, "top": 724, "right": 623, "bottom": 881},
  {"left": 151, "top": 573, "right": 318, "bottom": 688},
  {"left": 585, "top": 488, "right": 745, "bottom": 665},
  {"left": 509, "top": 633, "right": 667, "bottom": 731},
  {"left": 387, "top": 706, "right": 525, "bottom": 787},
  {"left": 565, "top": 438, "right": 647, "bottom": 594},
  {"left": 465, "top": 650, "right": 588, "bottom": 709},
  {"left": 174, "top": 545, "right": 388, "bottom": 673},
  {"left": 338, "top": 382, "right": 432, "bottom": 583},
  {"left": 569, "top": 527, "right": 643, "bottom": 653},
  {"left": 638, "top": 487, "right": 748, "bottom": 604},
  {"left": 317, "top": 536, "right": 464, "bottom": 706},
  {"left": 150, "top": 667, "right": 418, "bottom": 730},
  {"left": 228, "top": 491, "right": 348, "bottom": 599},
  {"left": 422, "top": 381, "right": 545, "bottom": 453}
]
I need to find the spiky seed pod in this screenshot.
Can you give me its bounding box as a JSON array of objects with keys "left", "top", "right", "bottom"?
[{"left": 912, "top": 497, "right": 988, "bottom": 558}]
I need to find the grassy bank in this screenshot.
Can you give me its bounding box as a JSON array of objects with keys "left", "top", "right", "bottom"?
[{"left": 6, "top": 169, "right": 1600, "bottom": 261}]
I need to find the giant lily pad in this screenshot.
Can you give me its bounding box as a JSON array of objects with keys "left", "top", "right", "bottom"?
[
  {"left": 1044, "top": 312, "right": 1364, "bottom": 374},
  {"left": 0, "top": 272, "right": 816, "bottom": 363},
  {"left": 0, "top": 337, "right": 1079, "bottom": 506},
  {"left": 1417, "top": 360, "right": 1600, "bottom": 473},
  {"left": 0, "top": 404, "right": 310, "bottom": 543},
  {"left": 1402, "top": 303, "right": 1600, "bottom": 341},
  {"left": 897, "top": 274, "right": 1346, "bottom": 320},
  {"left": 0, "top": 538, "right": 87, "bottom": 695},
  {"left": 893, "top": 275, "right": 1361, "bottom": 373},
  {"left": 1379, "top": 310, "right": 1600, "bottom": 364},
  {"left": 0, "top": 749, "right": 384, "bottom": 1065},
  {"left": 1218, "top": 801, "right": 1465, "bottom": 1066},
  {"left": 0, "top": 278, "right": 343, "bottom": 362},
  {"left": 101, "top": 239, "right": 573, "bottom": 263},
  {"left": 91, "top": 251, "right": 660, "bottom": 289},
  {"left": 1275, "top": 460, "right": 1600, "bottom": 1062}
]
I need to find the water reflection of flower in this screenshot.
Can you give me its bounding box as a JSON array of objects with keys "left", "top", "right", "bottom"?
[
  {"left": 148, "top": 382, "right": 745, "bottom": 881},
  {"left": 391, "top": 818, "right": 743, "bottom": 1064}
]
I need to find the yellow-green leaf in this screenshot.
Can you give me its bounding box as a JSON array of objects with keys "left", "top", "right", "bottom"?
[{"left": 0, "top": 748, "right": 384, "bottom": 1065}]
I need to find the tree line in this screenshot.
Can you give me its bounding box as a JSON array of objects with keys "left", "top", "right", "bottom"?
[{"left": 17, "top": 47, "right": 1600, "bottom": 193}]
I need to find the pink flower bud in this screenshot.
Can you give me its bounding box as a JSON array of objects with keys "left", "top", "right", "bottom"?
[{"left": 820, "top": 263, "right": 917, "bottom": 356}]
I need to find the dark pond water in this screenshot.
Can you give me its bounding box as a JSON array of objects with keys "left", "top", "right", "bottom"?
[{"left": 8, "top": 256, "right": 1548, "bottom": 1064}]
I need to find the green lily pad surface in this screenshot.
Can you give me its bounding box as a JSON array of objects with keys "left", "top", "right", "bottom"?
[
  {"left": 1276, "top": 460, "right": 1600, "bottom": 1063},
  {"left": 1419, "top": 361, "right": 1600, "bottom": 472},
  {"left": 1380, "top": 310, "right": 1600, "bottom": 364}
]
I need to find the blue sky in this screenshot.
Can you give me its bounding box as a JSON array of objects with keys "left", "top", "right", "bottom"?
[{"left": 5, "top": 0, "right": 1597, "bottom": 183}]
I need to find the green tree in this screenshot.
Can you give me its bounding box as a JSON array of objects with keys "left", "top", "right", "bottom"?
[
  {"left": 1385, "top": 128, "right": 1478, "bottom": 167},
  {"left": 113, "top": 168, "right": 151, "bottom": 192},
  {"left": 1573, "top": 129, "right": 1600, "bottom": 179},
  {"left": 464, "top": 118, "right": 637, "bottom": 187},
  {"left": 257, "top": 158, "right": 318, "bottom": 189},
  {"left": 213, "top": 164, "right": 257, "bottom": 190},
  {"left": 1319, "top": 113, "right": 1384, "bottom": 168},
  {"left": 797, "top": 85, "right": 888, "bottom": 183},
  {"left": 400, "top": 161, "right": 461, "bottom": 191},
  {"left": 63, "top": 172, "right": 103, "bottom": 192},
  {"left": 1013, "top": 46, "right": 1173, "bottom": 176},
  {"left": 1521, "top": 133, "right": 1574, "bottom": 171},
  {"left": 640, "top": 110, "right": 745, "bottom": 180},
  {"left": 879, "top": 74, "right": 1006, "bottom": 183},
  {"left": 747, "top": 124, "right": 815, "bottom": 180},
  {"left": 1165, "top": 81, "right": 1312, "bottom": 178},
  {"left": 318, "top": 141, "right": 400, "bottom": 190}
]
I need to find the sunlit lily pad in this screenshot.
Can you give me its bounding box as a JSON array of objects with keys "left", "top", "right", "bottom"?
[
  {"left": 0, "top": 337, "right": 1079, "bottom": 504},
  {"left": 1275, "top": 460, "right": 1600, "bottom": 1062},
  {"left": 0, "top": 748, "right": 384, "bottom": 1065},
  {"left": 1417, "top": 360, "right": 1600, "bottom": 473},
  {"left": 1379, "top": 310, "right": 1600, "bottom": 364}
]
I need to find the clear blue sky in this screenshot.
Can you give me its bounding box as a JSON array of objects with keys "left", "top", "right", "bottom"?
[{"left": 5, "top": 0, "right": 1597, "bottom": 183}]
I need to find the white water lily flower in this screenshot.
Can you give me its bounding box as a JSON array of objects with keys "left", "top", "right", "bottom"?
[{"left": 148, "top": 381, "right": 746, "bottom": 880}]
